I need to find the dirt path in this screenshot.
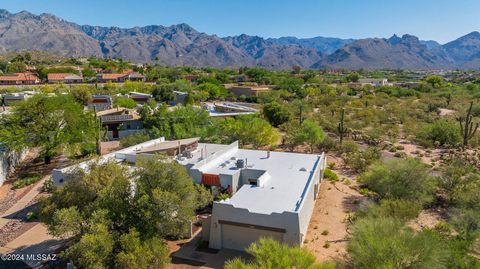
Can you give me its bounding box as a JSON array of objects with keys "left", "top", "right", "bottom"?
[{"left": 303, "top": 153, "right": 365, "bottom": 263}]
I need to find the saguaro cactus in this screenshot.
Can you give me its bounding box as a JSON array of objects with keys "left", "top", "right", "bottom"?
[
  {"left": 337, "top": 108, "right": 349, "bottom": 145},
  {"left": 458, "top": 101, "right": 479, "bottom": 148}
]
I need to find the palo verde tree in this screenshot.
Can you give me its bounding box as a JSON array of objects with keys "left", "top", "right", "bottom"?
[
  {"left": 0, "top": 94, "right": 98, "bottom": 163},
  {"left": 457, "top": 101, "right": 479, "bottom": 148}
]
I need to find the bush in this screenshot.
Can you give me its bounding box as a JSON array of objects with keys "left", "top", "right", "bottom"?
[
  {"left": 417, "top": 119, "right": 461, "bottom": 147},
  {"left": 344, "top": 147, "right": 381, "bottom": 172},
  {"left": 262, "top": 101, "right": 291, "bottom": 127},
  {"left": 119, "top": 132, "right": 151, "bottom": 148},
  {"left": 324, "top": 168, "right": 338, "bottom": 182},
  {"left": 357, "top": 199, "right": 422, "bottom": 221},
  {"left": 42, "top": 178, "right": 55, "bottom": 193},
  {"left": 216, "top": 192, "right": 231, "bottom": 201},
  {"left": 348, "top": 217, "right": 449, "bottom": 269},
  {"left": 338, "top": 140, "right": 359, "bottom": 154},
  {"left": 318, "top": 136, "right": 337, "bottom": 152},
  {"left": 12, "top": 173, "right": 41, "bottom": 189},
  {"left": 359, "top": 158, "right": 436, "bottom": 205}
]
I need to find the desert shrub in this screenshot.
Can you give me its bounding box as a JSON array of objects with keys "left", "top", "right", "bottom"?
[
  {"left": 216, "top": 192, "right": 231, "bottom": 201},
  {"left": 348, "top": 217, "right": 449, "bottom": 269},
  {"left": 318, "top": 136, "right": 337, "bottom": 152},
  {"left": 344, "top": 147, "right": 381, "bottom": 172},
  {"left": 324, "top": 168, "right": 338, "bottom": 182},
  {"left": 225, "top": 238, "right": 336, "bottom": 269},
  {"left": 359, "top": 158, "right": 436, "bottom": 205},
  {"left": 12, "top": 173, "right": 41, "bottom": 189},
  {"left": 119, "top": 132, "right": 151, "bottom": 148},
  {"left": 417, "top": 119, "right": 461, "bottom": 147},
  {"left": 338, "top": 140, "right": 359, "bottom": 154},
  {"left": 42, "top": 178, "right": 55, "bottom": 193},
  {"left": 357, "top": 199, "right": 422, "bottom": 221}
]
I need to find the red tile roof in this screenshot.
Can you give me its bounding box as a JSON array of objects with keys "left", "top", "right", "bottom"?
[
  {"left": 48, "top": 73, "right": 69, "bottom": 81},
  {"left": 0, "top": 72, "right": 39, "bottom": 82},
  {"left": 101, "top": 73, "right": 127, "bottom": 80}
]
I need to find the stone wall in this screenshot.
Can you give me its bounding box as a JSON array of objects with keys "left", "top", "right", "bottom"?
[{"left": 0, "top": 149, "right": 26, "bottom": 186}]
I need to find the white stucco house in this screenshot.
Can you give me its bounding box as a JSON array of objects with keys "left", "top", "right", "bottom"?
[{"left": 52, "top": 138, "right": 326, "bottom": 251}]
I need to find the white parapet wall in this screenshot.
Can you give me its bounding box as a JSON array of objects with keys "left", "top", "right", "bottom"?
[{"left": 51, "top": 138, "right": 165, "bottom": 185}]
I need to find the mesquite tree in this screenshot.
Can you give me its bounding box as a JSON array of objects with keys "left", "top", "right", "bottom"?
[{"left": 458, "top": 101, "right": 479, "bottom": 148}]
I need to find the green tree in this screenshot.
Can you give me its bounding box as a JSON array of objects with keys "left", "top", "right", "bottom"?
[
  {"left": 359, "top": 158, "right": 436, "bottom": 205},
  {"left": 114, "top": 96, "right": 137, "bottom": 108},
  {"left": 116, "top": 229, "right": 170, "bottom": 269},
  {"left": 426, "top": 75, "right": 444, "bottom": 88},
  {"left": 0, "top": 94, "right": 97, "bottom": 163},
  {"left": 225, "top": 238, "right": 336, "bottom": 269},
  {"left": 6, "top": 61, "right": 26, "bottom": 73},
  {"left": 346, "top": 73, "right": 360, "bottom": 82},
  {"left": 263, "top": 101, "right": 291, "bottom": 127},
  {"left": 40, "top": 159, "right": 211, "bottom": 268},
  {"left": 297, "top": 119, "right": 325, "bottom": 153}
]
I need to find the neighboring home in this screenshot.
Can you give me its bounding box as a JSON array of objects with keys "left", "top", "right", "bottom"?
[
  {"left": 227, "top": 85, "right": 271, "bottom": 97},
  {"left": 96, "top": 107, "right": 144, "bottom": 140},
  {"left": 183, "top": 74, "right": 199, "bottom": 82},
  {"left": 1, "top": 92, "right": 33, "bottom": 106},
  {"left": 393, "top": 82, "right": 422, "bottom": 89},
  {"left": 53, "top": 138, "right": 326, "bottom": 251},
  {"left": 128, "top": 92, "right": 152, "bottom": 105},
  {"left": 203, "top": 102, "right": 259, "bottom": 117},
  {"left": 358, "top": 78, "right": 391, "bottom": 87},
  {"left": 47, "top": 73, "right": 83, "bottom": 84},
  {"left": 171, "top": 91, "right": 188, "bottom": 106},
  {"left": 97, "top": 71, "right": 145, "bottom": 83},
  {"left": 0, "top": 72, "right": 40, "bottom": 85},
  {"left": 229, "top": 75, "right": 248, "bottom": 83},
  {"left": 88, "top": 95, "right": 113, "bottom": 111}
]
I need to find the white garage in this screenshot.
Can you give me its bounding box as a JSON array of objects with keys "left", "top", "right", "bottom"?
[{"left": 219, "top": 220, "right": 285, "bottom": 251}]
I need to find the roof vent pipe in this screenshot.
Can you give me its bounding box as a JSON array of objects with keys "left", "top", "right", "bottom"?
[{"left": 267, "top": 151, "right": 270, "bottom": 158}]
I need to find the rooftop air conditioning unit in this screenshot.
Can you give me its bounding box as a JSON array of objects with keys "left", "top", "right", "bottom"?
[
  {"left": 236, "top": 159, "right": 245, "bottom": 169},
  {"left": 183, "top": 150, "right": 193, "bottom": 159}
]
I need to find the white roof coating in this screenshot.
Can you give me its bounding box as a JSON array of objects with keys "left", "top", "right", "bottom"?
[{"left": 179, "top": 142, "right": 323, "bottom": 215}]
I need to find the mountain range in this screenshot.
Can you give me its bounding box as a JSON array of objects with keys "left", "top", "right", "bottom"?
[{"left": 1, "top": 9, "right": 480, "bottom": 70}]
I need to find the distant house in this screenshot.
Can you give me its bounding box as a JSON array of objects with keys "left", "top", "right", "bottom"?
[
  {"left": 358, "top": 78, "right": 391, "bottom": 87},
  {"left": 227, "top": 85, "right": 271, "bottom": 97},
  {"left": 128, "top": 92, "right": 152, "bottom": 105},
  {"left": 183, "top": 74, "right": 199, "bottom": 82},
  {"left": 47, "top": 73, "right": 83, "bottom": 84},
  {"left": 97, "top": 71, "right": 145, "bottom": 83},
  {"left": 88, "top": 95, "right": 113, "bottom": 111},
  {"left": 203, "top": 102, "right": 259, "bottom": 117},
  {"left": 96, "top": 107, "right": 144, "bottom": 140},
  {"left": 0, "top": 73, "right": 40, "bottom": 85},
  {"left": 171, "top": 91, "right": 188, "bottom": 106},
  {"left": 1, "top": 93, "right": 31, "bottom": 106}
]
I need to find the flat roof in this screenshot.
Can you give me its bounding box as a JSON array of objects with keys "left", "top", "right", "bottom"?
[{"left": 178, "top": 143, "right": 322, "bottom": 214}]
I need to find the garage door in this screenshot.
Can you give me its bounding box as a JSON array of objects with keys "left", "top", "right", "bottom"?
[{"left": 220, "top": 220, "right": 285, "bottom": 251}]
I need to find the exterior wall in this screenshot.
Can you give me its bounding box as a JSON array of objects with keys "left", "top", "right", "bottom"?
[
  {"left": 207, "top": 154, "right": 326, "bottom": 251},
  {"left": 208, "top": 203, "right": 301, "bottom": 250},
  {"left": 296, "top": 155, "right": 325, "bottom": 242},
  {"left": 106, "top": 128, "right": 144, "bottom": 140},
  {"left": 0, "top": 149, "right": 27, "bottom": 186}
]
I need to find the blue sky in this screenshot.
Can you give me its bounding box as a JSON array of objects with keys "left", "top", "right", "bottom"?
[{"left": 0, "top": 0, "right": 479, "bottom": 43}]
